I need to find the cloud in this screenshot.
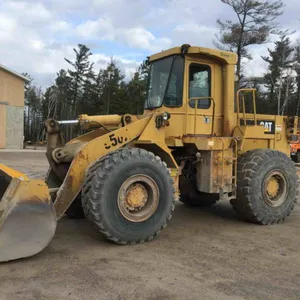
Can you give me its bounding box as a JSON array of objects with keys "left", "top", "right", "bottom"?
[
  {"left": 76, "top": 19, "right": 172, "bottom": 52},
  {"left": 90, "top": 53, "right": 141, "bottom": 78},
  {"left": 0, "top": 0, "right": 299, "bottom": 89},
  {"left": 0, "top": 0, "right": 144, "bottom": 87},
  {"left": 172, "top": 23, "right": 218, "bottom": 48},
  {"left": 0, "top": 14, "right": 17, "bottom": 40},
  {"left": 5, "top": 1, "right": 52, "bottom": 21},
  {"left": 76, "top": 18, "right": 114, "bottom": 39},
  {"left": 50, "top": 21, "right": 73, "bottom": 33},
  {"left": 119, "top": 28, "right": 172, "bottom": 52},
  {"left": 242, "top": 45, "right": 270, "bottom": 78}
]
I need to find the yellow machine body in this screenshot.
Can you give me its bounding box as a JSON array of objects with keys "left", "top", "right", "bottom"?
[{"left": 0, "top": 44, "right": 298, "bottom": 262}]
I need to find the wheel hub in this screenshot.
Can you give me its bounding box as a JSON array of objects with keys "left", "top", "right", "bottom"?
[
  {"left": 263, "top": 170, "right": 288, "bottom": 207},
  {"left": 266, "top": 177, "right": 280, "bottom": 198},
  {"left": 117, "top": 175, "right": 159, "bottom": 222},
  {"left": 124, "top": 183, "right": 148, "bottom": 211}
]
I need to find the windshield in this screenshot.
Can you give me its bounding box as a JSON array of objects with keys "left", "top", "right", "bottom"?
[{"left": 145, "top": 55, "right": 184, "bottom": 109}]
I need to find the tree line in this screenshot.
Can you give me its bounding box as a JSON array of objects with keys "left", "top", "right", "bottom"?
[
  {"left": 24, "top": 0, "right": 299, "bottom": 142},
  {"left": 24, "top": 45, "right": 149, "bottom": 142}
]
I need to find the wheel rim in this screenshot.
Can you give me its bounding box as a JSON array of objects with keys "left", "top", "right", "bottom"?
[
  {"left": 263, "top": 170, "right": 288, "bottom": 207},
  {"left": 117, "top": 175, "right": 159, "bottom": 222}
]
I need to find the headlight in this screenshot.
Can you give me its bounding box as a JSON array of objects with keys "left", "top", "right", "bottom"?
[
  {"left": 162, "top": 112, "right": 171, "bottom": 121},
  {"left": 156, "top": 112, "right": 171, "bottom": 128}
]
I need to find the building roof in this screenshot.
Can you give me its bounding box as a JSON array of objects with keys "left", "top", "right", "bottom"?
[{"left": 0, "top": 63, "right": 30, "bottom": 82}]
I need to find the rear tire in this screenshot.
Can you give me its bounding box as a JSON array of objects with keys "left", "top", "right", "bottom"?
[
  {"left": 231, "top": 149, "right": 298, "bottom": 224},
  {"left": 81, "top": 148, "right": 176, "bottom": 244}
]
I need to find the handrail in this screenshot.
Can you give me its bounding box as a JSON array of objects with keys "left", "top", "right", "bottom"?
[
  {"left": 187, "top": 96, "right": 216, "bottom": 136},
  {"left": 242, "top": 94, "right": 246, "bottom": 124},
  {"left": 236, "top": 89, "right": 257, "bottom": 126}
]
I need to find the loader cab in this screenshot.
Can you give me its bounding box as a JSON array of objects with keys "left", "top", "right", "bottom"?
[
  {"left": 144, "top": 55, "right": 211, "bottom": 110},
  {"left": 144, "top": 45, "right": 237, "bottom": 139}
]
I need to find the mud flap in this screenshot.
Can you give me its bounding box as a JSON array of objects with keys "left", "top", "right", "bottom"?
[{"left": 0, "top": 178, "right": 57, "bottom": 262}]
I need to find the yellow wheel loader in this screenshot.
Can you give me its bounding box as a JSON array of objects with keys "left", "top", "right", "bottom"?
[{"left": 1, "top": 44, "right": 299, "bottom": 262}]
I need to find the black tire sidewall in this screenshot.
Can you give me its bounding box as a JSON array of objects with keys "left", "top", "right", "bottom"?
[
  {"left": 243, "top": 152, "right": 296, "bottom": 218},
  {"left": 93, "top": 157, "right": 174, "bottom": 242}
]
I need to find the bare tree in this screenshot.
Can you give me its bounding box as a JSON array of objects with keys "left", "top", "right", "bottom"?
[
  {"left": 215, "top": 0, "right": 284, "bottom": 86},
  {"left": 281, "top": 68, "right": 293, "bottom": 115}
]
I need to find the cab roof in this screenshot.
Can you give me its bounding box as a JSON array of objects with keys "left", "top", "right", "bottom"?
[{"left": 149, "top": 45, "right": 238, "bottom": 65}]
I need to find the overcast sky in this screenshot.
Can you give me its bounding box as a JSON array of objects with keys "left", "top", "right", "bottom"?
[{"left": 1, "top": 0, "right": 299, "bottom": 88}]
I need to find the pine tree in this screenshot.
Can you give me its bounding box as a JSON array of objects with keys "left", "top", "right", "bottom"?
[
  {"left": 101, "top": 59, "right": 126, "bottom": 115},
  {"left": 65, "top": 44, "right": 94, "bottom": 117},
  {"left": 127, "top": 60, "right": 150, "bottom": 114},
  {"left": 262, "top": 33, "right": 294, "bottom": 115}
]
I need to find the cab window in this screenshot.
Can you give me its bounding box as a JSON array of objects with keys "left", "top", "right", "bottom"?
[
  {"left": 164, "top": 55, "right": 184, "bottom": 107},
  {"left": 189, "top": 64, "right": 211, "bottom": 109}
]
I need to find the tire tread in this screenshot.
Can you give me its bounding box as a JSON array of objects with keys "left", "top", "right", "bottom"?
[
  {"left": 81, "top": 148, "right": 176, "bottom": 244},
  {"left": 231, "top": 149, "right": 299, "bottom": 225}
]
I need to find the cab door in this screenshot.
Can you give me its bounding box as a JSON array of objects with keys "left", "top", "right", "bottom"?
[{"left": 184, "top": 59, "right": 221, "bottom": 136}]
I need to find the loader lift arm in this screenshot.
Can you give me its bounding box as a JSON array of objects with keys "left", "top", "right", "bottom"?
[
  {"left": 52, "top": 116, "right": 152, "bottom": 218},
  {"left": 46, "top": 113, "right": 178, "bottom": 219}
]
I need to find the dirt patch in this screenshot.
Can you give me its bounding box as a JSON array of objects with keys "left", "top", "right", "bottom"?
[{"left": 1, "top": 151, "right": 300, "bottom": 300}]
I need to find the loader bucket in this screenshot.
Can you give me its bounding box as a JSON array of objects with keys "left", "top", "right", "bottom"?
[{"left": 0, "top": 166, "right": 56, "bottom": 262}]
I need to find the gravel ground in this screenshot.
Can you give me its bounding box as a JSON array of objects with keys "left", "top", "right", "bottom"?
[{"left": 1, "top": 151, "right": 300, "bottom": 300}]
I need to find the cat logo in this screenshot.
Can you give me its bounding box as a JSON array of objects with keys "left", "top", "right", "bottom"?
[
  {"left": 259, "top": 121, "right": 273, "bottom": 133},
  {"left": 239, "top": 119, "right": 275, "bottom": 134}
]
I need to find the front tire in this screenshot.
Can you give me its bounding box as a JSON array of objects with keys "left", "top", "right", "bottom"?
[
  {"left": 81, "top": 148, "right": 176, "bottom": 244},
  {"left": 231, "top": 149, "right": 298, "bottom": 225}
]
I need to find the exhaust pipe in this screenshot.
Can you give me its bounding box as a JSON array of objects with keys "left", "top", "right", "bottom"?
[{"left": 57, "top": 120, "right": 79, "bottom": 125}]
